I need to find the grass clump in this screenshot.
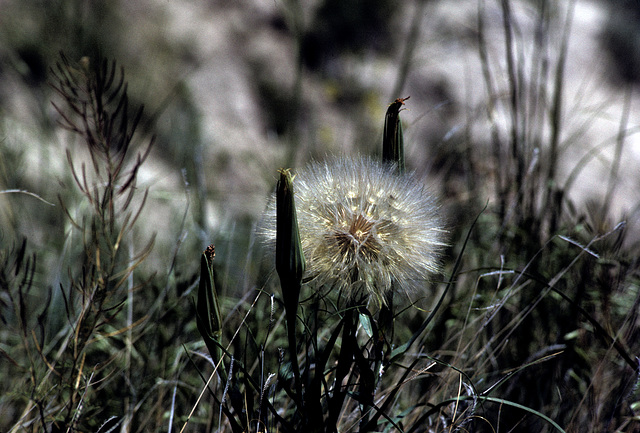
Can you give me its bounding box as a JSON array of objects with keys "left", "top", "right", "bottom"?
[{"left": 2, "top": 53, "right": 157, "bottom": 432}]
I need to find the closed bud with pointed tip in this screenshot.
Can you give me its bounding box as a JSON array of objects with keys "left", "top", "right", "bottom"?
[
  {"left": 276, "top": 168, "right": 306, "bottom": 303},
  {"left": 196, "top": 245, "right": 226, "bottom": 376},
  {"left": 274, "top": 168, "right": 306, "bottom": 401},
  {"left": 382, "top": 96, "right": 410, "bottom": 175}
]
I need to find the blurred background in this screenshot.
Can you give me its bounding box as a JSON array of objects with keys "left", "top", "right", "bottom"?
[{"left": 2, "top": 0, "right": 639, "bottom": 271}]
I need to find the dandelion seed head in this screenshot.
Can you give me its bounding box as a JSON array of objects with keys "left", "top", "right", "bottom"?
[{"left": 260, "top": 156, "right": 446, "bottom": 304}]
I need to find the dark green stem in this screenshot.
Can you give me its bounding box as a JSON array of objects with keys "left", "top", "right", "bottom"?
[{"left": 326, "top": 307, "right": 357, "bottom": 432}]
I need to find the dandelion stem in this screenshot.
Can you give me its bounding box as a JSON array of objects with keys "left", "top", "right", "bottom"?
[{"left": 327, "top": 307, "right": 357, "bottom": 432}]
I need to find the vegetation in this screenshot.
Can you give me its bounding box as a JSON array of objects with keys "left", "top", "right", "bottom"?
[{"left": 1, "top": 1, "right": 639, "bottom": 432}]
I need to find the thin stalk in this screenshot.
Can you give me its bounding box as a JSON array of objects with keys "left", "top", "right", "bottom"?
[
  {"left": 124, "top": 240, "right": 134, "bottom": 429},
  {"left": 286, "top": 300, "right": 304, "bottom": 410},
  {"left": 477, "top": 0, "right": 506, "bottom": 221},
  {"left": 500, "top": 0, "right": 522, "bottom": 192},
  {"left": 326, "top": 307, "right": 357, "bottom": 433},
  {"left": 544, "top": 0, "right": 576, "bottom": 233},
  {"left": 602, "top": 86, "right": 632, "bottom": 216}
]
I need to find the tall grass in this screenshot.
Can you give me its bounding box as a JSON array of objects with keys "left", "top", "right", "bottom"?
[{"left": 1, "top": 1, "right": 639, "bottom": 432}]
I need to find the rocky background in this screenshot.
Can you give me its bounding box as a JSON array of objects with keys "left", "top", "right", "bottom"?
[{"left": 2, "top": 1, "right": 639, "bottom": 258}]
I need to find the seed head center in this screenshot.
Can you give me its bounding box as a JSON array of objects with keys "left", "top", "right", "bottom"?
[
  {"left": 349, "top": 213, "right": 374, "bottom": 242},
  {"left": 330, "top": 212, "right": 381, "bottom": 261}
]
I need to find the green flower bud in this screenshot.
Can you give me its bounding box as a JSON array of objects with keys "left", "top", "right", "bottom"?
[
  {"left": 276, "top": 168, "right": 306, "bottom": 297},
  {"left": 196, "top": 245, "right": 224, "bottom": 368},
  {"left": 382, "top": 96, "right": 409, "bottom": 175},
  {"left": 275, "top": 168, "right": 306, "bottom": 403}
]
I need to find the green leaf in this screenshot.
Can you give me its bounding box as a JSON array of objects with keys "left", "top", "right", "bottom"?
[
  {"left": 477, "top": 397, "right": 566, "bottom": 433},
  {"left": 359, "top": 311, "right": 374, "bottom": 338}
]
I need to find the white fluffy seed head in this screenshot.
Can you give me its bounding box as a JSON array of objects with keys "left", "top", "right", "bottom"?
[{"left": 259, "top": 156, "right": 447, "bottom": 305}]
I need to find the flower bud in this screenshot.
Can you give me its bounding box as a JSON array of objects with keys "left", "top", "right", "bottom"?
[
  {"left": 276, "top": 169, "right": 306, "bottom": 298},
  {"left": 196, "top": 245, "right": 223, "bottom": 365},
  {"left": 382, "top": 96, "right": 409, "bottom": 175}
]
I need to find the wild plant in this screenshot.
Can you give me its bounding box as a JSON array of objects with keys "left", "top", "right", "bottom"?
[
  {"left": 1, "top": 53, "right": 154, "bottom": 432},
  {"left": 195, "top": 97, "right": 452, "bottom": 433}
]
